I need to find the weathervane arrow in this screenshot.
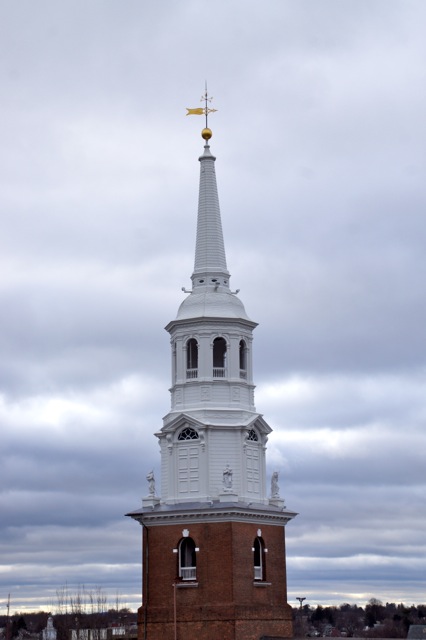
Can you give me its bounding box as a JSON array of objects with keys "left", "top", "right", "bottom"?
[
  {"left": 186, "top": 108, "right": 205, "bottom": 116},
  {"left": 186, "top": 84, "right": 218, "bottom": 130}
]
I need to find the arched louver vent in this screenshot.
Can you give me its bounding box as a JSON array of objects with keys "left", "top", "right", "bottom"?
[
  {"left": 247, "top": 428, "right": 258, "bottom": 442},
  {"left": 178, "top": 427, "right": 199, "bottom": 441}
]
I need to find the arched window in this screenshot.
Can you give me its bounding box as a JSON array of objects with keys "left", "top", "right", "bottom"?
[
  {"left": 186, "top": 338, "right": 198, "bottom": 379},
  {"left": 179, "top": 537, "right": 197, "bottom": 580},
  {"left": 253, "top": 536, "right": 265, "bottom": 581},
  {"left": 247, "top": 428, "right": 258, "bottom": 442},
  {"left": 239, "top": 340, "right": 247, "bottom": 378},
  {"left": 213, "top": 337, "right": 227, "bottom": 378},
  {"left": 177, "top": 427, "right": 199, "bottom": 441}
]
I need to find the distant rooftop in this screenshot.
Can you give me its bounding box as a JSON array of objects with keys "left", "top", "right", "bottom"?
[{"left": 407, "top": 625, "right": 426, "bottom": 639}]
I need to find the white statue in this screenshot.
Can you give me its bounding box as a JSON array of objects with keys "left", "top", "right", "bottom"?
[
  {"left": 146, "top": 470, "right": 156, "bottom": 496},
  {"left": 223, "top": 464, "right": 233, "bottom": 490},
  {"left": 271, "top": 471, "right": 280, "bottom": 499}
]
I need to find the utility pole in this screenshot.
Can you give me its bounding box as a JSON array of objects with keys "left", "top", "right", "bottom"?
[
  {"left": 296, "top": 597, "right": 306, "bottom": 637},
  {"left": 6, "top": 594, "right": 11, "bottom": 640},
  {"left": 172, "top": 584, "right": 177, "bottom": 640}
]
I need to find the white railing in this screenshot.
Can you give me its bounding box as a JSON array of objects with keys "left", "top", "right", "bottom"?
[
  {"left": 254, "top": 566, "right": 262, "bottom": 580},
  {"left": 180, "top": 566, "right": 197, "bottom": 580},
  {"left": 213, "top": 367, "right": 225, "bottom": 378},
  {"left": 186, "top": 368, "right": 198, "bottom": 379},
  {"left": 239, "top": 369, "right": 247, "bottom": 379}
]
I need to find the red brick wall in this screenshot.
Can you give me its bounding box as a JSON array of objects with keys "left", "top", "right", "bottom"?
[{"left": 137, "top": 519, "right": 293, "bottom": 640}]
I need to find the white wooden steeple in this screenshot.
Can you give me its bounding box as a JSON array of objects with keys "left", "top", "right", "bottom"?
[{"left": 158, "top": 131, "right": 274, "bottom": 507}]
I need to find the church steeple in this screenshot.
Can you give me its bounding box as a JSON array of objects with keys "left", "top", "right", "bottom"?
[{"left": 127, "top": 106, "right": 296, "bottom": 640}]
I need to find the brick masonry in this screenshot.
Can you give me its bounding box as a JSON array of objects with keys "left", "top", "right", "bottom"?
[{"left": 137, "top": 519, "right": 293, "bottom": 640}]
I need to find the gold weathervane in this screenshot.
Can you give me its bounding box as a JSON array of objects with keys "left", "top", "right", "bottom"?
[{"left": 186, "top": 85, "right": 217, "bottom": 140}]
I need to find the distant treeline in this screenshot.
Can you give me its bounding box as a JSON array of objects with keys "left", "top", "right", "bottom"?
[
  {"left": 1, "top": 597, "right": 425, "bottom": 639},
  {"left": 293, "top": 599, "right": 425, "bottom": 637}
]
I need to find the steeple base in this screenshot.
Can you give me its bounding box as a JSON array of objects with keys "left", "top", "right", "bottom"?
[{"left": 135, "top": 517, "right": 294, "bottom": 640}]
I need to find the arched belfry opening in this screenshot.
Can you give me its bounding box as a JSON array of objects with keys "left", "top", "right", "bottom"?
[
  {"left": 127, "top": 119, "right": 296, "bottom": 640},
  {"left": 186, "top": 338, "right": 198, "bottom": 379},
  {"left": 212, "top": 336, "right": 227, "bottom": 377},
  {"left": 239, "top": 339, "right": 247, "bottom": 378}
]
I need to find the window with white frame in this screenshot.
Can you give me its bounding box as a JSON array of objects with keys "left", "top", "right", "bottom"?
[
  {"left": 178, "top": 537, "right": 197, "bottom": 580},
  {"left": 253, "top": 536, "right": 265, "bottom": 581}
]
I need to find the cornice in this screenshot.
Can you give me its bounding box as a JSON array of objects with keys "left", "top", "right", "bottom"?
[
  {"left": 127, "top": 503, "right": 298, "bottom": 528},
  {"left": 165, "top": 315, "right": 258, "bottom": 333}
]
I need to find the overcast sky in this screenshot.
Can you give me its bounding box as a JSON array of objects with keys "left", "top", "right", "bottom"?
[{"left": 1, "top": 0, "right": 425, "bottom": 615}]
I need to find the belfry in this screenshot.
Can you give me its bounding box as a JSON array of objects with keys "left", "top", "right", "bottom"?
[{"left": 128, "top": 102, "right": 297, "bottom": 640}]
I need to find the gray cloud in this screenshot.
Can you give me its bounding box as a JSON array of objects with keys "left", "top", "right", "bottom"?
[{"left": 1, "top": 0, "right": 425, "bottom": 613}]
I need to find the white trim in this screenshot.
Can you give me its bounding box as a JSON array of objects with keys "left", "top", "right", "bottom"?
[{"left": 131, "top": 507, "right": 297, "bottom": 527}]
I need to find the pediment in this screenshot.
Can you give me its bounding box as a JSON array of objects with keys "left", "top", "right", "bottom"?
[
  {"left": 246, "top": 415, "right": 273, "bottom": 436},
  {"left": 156, "top": 413, "right": 205, "bottom": 437}
]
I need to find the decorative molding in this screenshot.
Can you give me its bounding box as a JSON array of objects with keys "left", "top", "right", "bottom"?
[
  {"left": 129, "top": 505, "right": 297, "bottom": 528},
  {"left": 142, "top": 496, "right": 161, "bottom": 509},
  {"left": 231, "top": 386, "right": 240, "bottom": 401},
  {"left": 219, "top": 491, "right": 238, "bottom": 503},
  {"left": 166, "top": 433, "right": 173, "bottom": 454},
  {"left": 269, "top": 497, "right": 286, "bottom": 509},
  {"left": 199, "top": 429, "right": 205, "bottom": 451},
  {"left": 201, "top": 386, "right": 210, "bottom": 401}
]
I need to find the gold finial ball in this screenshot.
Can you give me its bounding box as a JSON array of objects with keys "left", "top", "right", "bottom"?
[{"left": 201, "top": 127, "right": 212, "bottom": 140}]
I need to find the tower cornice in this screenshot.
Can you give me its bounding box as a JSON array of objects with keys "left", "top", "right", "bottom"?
[
  {"left": 165, "top": 314, "right": 258, "bottom": 333},
  {"left": 127, "top": 502, "right": 298, "bottom": 528}
]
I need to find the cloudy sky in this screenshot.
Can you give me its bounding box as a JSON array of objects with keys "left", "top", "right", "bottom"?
[{"left": 1, "top": 0, "right": 425, "bottom": 614}]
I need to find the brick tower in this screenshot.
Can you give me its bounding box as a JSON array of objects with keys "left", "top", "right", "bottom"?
[{"left": 127, "top": 119, "right": 297, "bottom": 640}]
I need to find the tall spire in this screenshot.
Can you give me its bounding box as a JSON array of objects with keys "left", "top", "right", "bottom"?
[
  {"left": 186, "top": 88, "right": 229, "bottom": 291},
  {"left": 177, "top": 97, "right": 251, "bottom": 321},
  {"left": 191, "top": 140, "right": 230, "bottom": 290}
]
